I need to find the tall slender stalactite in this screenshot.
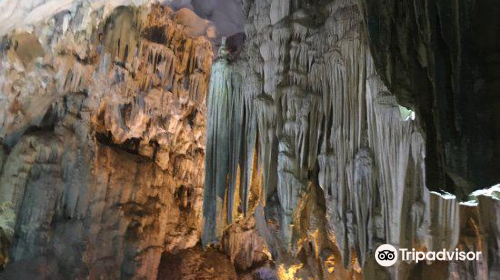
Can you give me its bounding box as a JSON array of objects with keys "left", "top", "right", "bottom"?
[{"left": 203, "top": 39, "right": 233, "bottom": 245}]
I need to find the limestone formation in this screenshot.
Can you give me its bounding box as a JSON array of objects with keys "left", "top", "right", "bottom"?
[
  {"left": 202, "top": 0, "right": 500, "bottom": 279},
  {"left": 357, "top": 0, "right": 500, "bottom": 197},
  {"left": 0, "top": 4, "right": 211, "bottom": 279},
  {"left": 0, "top": 0, "right": 499, "bottom": 280}
]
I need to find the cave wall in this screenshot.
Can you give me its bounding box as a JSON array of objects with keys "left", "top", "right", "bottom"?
[
  {"left": 0, "top": 0, "right": 498, "bottom": 280},
  {"left": 357, "top": 0, "right": 500, "bottom": 198},
  {"left": 0, "top": 0, "right": 244, "bottom": 44},
  {"left": 202, "top": 0, "right": 500, "bottom": 279},
  {"left": 0, "top": 4, "right": 212, "bottom": 279}
]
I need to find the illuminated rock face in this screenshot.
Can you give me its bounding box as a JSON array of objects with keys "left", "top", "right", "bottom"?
[
  {"left": 0, "top": 4, "right": 212, "bottom": 279},
  {"left": 202, "top": 0, "right": 500, "bottom": 279},
  {"left": 0, "top": 0, "right": 244, "bottom": 43},
  {"left": 0, "top": 1, "right": 499, "bottom": 280}
]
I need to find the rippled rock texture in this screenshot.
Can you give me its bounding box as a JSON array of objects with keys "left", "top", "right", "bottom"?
[
  {"left": 0, "top": 4, "right": 212, "bottom": 279},
  {"left": 358, "top": 0, "right": 500, "bottom": 197},
  {"left": 0, "top": 0, "right": 499, "bottom": 280},
  {"left": 202, "top": 0, "right": 500, "bottom": 279}
]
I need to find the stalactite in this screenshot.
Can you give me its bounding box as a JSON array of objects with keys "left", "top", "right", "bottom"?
[
  {"left": 203, "top": 38, "right": 234, "bottom": 245},
  {"left": 203, "top": 0, "right": 500, "bottom": 279}
]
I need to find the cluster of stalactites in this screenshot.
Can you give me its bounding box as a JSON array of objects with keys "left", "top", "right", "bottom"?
[
  {"left": 0, "top": 3, "right": 215, "bottom": 276},
  {"left": 201, "top": 1, "right": 494, "bottom": 277},
  {"left": 99, "top": 5, "right": 213, "bottom": 99},
  {"left": 202, "top": 35, "right": 264, "bottom": 246},
  {"left": 91, "top": 5, "right": 213, "bottom": 174}
]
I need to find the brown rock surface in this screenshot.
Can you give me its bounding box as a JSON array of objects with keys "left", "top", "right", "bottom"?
[
  {"left": 0, "top": 4, "right": 212, "bottom": 279},
  {"left": 157, "top": 245, "right": 237, "bottom": 280},
  {"left": 202, "top": 0, "right": 500, "bottom": 279}
]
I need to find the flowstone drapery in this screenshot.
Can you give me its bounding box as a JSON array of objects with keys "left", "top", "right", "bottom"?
[
  {"left": 0, "top": 4, "right": 213, "bottom": 279},
  {"left": 0, "top": 0, "right": 498, "bottom": 279},
  {"left": 203, "top": 38, "right": 233, "bottom": 244},
  {"left": 202, "top": 0, "right": 500, "bottom": 279}
]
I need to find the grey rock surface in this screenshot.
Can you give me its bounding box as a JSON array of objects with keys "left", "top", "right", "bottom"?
[{"left": 358, "top": 0, "right": 500, "bottom": 197}]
